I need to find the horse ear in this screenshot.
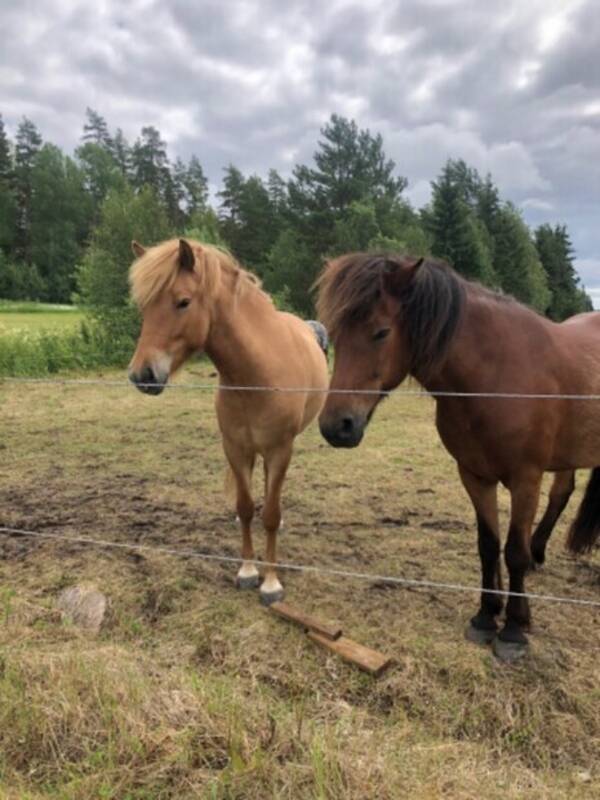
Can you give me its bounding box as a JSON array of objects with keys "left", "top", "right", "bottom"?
[
  {"left": 381, "top": 256, "right": 424, "bottom": 297},
  {"left": 178, "top": 239, "right": 195, "bottom": 272},
  {"left": 131, "top": 240, "right": 146, "bottom": 258}
]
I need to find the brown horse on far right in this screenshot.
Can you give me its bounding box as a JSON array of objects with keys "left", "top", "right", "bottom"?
[{"left": 316, "top": 253, "right": 600, "bottom": 661}]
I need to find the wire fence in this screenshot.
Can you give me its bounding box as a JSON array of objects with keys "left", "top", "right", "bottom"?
[
  {"left": 1, "top": 526, "right": 599, "bottom": 609},
  {"left": 3, "top": 375, "right": 600, "bottom": 401},
  {"left": 1, "top": 375, "right": 599, "bottom": 615}
]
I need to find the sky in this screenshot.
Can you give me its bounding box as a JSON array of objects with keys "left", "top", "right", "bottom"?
[{"left": 1, "top": 0, "right": 598, "bottom": 305}]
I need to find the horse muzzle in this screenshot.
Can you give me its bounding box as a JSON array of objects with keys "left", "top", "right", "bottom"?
[
  {"left": 128, "top": 365, "right": 169, "bottom": 396},
  {"left": 319, "top": 412, "right": 367, "bottom": 448}
]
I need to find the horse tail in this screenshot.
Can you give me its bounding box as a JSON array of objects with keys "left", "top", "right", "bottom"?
[{"left": 567, "top": 468, "right": 600, "bottom": 554}]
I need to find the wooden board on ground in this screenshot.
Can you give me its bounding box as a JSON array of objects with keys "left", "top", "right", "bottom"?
[
  {"left": 307, "top": 632, "right": 393, "bottom": 676},
  {"left": 269, "top": 601, "right": 342, "bottom": 640}
]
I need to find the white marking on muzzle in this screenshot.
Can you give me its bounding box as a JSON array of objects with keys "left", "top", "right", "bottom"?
[{"left": 152, "top": 351, "right": 173, "bottom": 381}]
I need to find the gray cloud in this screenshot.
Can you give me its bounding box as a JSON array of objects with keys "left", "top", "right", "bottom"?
[{"left": 0, "top": 0, "right": 598, "bottom": 301}]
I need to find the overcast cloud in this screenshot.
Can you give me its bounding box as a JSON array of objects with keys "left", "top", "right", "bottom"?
[{"left": 1, "top": 0, "right": 598, "bottom": 303}]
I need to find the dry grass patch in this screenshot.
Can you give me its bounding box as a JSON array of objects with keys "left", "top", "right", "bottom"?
[{"left": 0, "top": 365, "right": 599, "bottom": 797}]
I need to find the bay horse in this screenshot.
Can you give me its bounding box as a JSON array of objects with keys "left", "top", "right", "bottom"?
[
  {"left": 316, "top": 253, "right": 600, "bottom": 661},
  {"left": 128, "top": 238, "right": 328, "bottom": 604}
]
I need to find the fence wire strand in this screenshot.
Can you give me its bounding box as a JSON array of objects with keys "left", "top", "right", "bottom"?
[
  {"left": 1, "top": 525, "right": 599, "bottom": 609},
  {"left": 2, "top": 376, "right": 600, "bottom": 401}
]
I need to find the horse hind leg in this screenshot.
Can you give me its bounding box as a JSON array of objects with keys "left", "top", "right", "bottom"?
[
  {"left": 225, "top": 448, "right": 259, "bottom": 589},
  {"left": 259, "top": 444, "right": 293, "bottom": 605},
  {"left": 494, "top": 470, "right": 543, "bottom": 663},
  {"left": 530, "top": 470, "right": 575, "bottom": 567}
]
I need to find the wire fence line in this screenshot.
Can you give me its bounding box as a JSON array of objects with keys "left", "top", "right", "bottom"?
[
  {"left": 2, "top": 377, "right": 599, "bottom": 615},
  {"left": 1, "top": 525, "right": 599, "bottom": 609},
  {"left": 2, "top": 376, "right": 600, "bottom": 401}
]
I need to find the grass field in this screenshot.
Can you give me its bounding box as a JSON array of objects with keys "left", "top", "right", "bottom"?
[
  {"left": 0, "top": 363, "right": 599, "bottom": 798},
  {"left": 0, "top": 302, "right": 83, "bottom": 335}
]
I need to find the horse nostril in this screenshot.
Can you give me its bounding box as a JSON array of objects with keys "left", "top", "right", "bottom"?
[
  {"left": 141, "top": 366, "right": 155, "bottom": 385},
  {"left": 341, "top": 416, "right": 354, "bottom": 434}
]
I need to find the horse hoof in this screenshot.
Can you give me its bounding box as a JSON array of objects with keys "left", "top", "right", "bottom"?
[
  {"left": 465, "top": 623, "right": 496, "bottom": 645},
  {"left": 492, "top": 637, "right": 529, "bottom": 664},
  {"left": 235, "top": 574, "right": 260, "bottom": 590},
  {"left": 259, "top": 588, "right": 285, "bottom": 606}
]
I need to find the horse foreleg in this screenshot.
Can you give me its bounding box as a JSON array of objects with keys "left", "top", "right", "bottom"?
[
  {"left": 259, "top": 444, "right": 293, "bottom": 605},
  {"left": 459, "top": 466, "right": 502, "bottom": 644},
  {"left": 494, "top": 470, "right": 543, "bottom": 662},
  {"left": 530, "top": 470, "right": 575, "bottom": 567},
  {"left": 224, "top": 444, "right": 258, "bottom": 589}
]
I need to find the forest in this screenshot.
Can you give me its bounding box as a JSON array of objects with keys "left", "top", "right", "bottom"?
[{"left": 0, "top": 109, "right": 593, "bottom": 327}]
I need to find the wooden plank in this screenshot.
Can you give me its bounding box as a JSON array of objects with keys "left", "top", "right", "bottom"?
[
  {"left": 307, "top": 632, "right": 393, "bottom": 676},
  {"left": 269, "top": 601, "right": 342, "bottom": 640}
]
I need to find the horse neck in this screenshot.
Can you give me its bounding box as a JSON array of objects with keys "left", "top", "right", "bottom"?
[
  {"left": 204, "top": 273, "right": 277, "bottom": 385},
  {"left": 419, "top": 286, "right": 513, "bottom": 394}
]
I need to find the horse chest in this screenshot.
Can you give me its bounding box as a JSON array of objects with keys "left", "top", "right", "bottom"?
[{"left": 435, "top": 404, "right": 514, "bottom": 481}]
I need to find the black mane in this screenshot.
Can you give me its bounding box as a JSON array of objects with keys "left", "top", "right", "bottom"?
[
  {"left": 398, "top": 258, "right": 466, "bottom": 381},
  {"left": 317, "top": 253, "right": 467, "bottom": 381}
]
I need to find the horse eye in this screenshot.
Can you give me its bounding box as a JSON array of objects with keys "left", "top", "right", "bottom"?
[
  {"left": 175, "top": 298, "right": 191, "bottom": 310},
  {"left": 373, "top": 328, "right": 391, "bottom": 342}
]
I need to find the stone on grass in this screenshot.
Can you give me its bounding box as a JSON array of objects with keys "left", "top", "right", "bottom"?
[{"left": 58, "top": 585, "right": 108, "bottom": 634}]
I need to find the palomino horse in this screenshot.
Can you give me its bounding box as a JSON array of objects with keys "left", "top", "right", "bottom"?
[
  {"left": 316, "top": 253, "right": 600, "bottom": 661},
  {"left": 128, "top": 238, "right": 328, "bottom": 604}
]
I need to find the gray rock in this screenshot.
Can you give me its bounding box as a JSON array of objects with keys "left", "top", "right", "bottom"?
[{"left": 58, "top": 585, "right": 107, "bottom": 634}]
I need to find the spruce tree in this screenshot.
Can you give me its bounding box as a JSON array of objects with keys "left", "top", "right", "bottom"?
[
  {"left": 0, "top": 114, "right": 12, "bottom": 181},
  {"left": 0, "top": 114, "right": 16, "bottom": 254},
  {"left": 184, "top": 156, "right": 209, "bottom": 214},
  {"left": 535, "top": 224, "right": 592, "bottom": 319},
  {"left": 428, "top": 161, "right": 495, "bottom": 284},
  {"left": 13, "top": 117, "right": 42, "bottom": 262}
]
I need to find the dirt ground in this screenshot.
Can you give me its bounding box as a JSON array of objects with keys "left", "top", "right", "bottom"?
[{"left": 0, "top": 365, "right": 599, "bottom": 799}]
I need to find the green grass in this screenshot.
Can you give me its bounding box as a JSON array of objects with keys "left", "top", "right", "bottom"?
[
  {"left": 0, "top": 301, "right": 134, "bottom": 377},
  {"left": 0, "top": 301, "right": 83, "bottom": 335},
  {"left": 0, "top": 365, "right": 599, "bottom": 798}
]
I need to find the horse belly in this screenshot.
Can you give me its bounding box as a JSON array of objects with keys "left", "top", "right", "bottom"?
[{"left": 551, "top": 402, "right": 600, "bottom": 469}]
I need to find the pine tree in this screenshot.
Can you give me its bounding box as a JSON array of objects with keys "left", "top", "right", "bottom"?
[
  {"left": 218, "top": 164, "right": 245, "bottom": 223},
  {"left": 184, "top": 156, "right": 209, "bottom": 214},
  {"left": 218, "top": 167, "right": 278, "bottom": 272},
  {"left": 77, "top": 183, "right": 172, "bottom": 314},
  {"left": 307, "top": 114, "right": 406, "bottom": 213},
  {"left": 13, "top": 117, "right": 43, "bottom": 262},
  {"left": 0, "top": 114, "right": 12, "bottom": 181},
  {"left": 0, "top": 115, "right": 16, "bottom": 254},
  {"left": 30, "top": 144, "right": 92, "bottom": 301},
  {"left": 130, "top": 126, "right": 169, "bottom": 194},
  {"left": 111, "top": 128, "right": 131, "bottom": 176},
  {"left": 267, "top": 169, "right": 287, "bottom": 215},
  {"left": 476, "top": 173, "right": 501, "bottom": 233},
  {"left": 76, "top": 142, "right": 125, "bottom": 212},
  {"left": 284, "top": 113, "right": 409, "bottom": 280},
  {"left": 82, "top": 107, "right": 113, "bottom": 151}
]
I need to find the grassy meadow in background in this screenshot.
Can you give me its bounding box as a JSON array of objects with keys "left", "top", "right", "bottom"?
[
  {"left": 0, "top": 301, "right": 134, "bottom": 377},
  {"left": 0, "top": 301, "right": 83, "bottom": 335},
  {"left": 0, "top": 363, "right": 598, "bottom": 799}
]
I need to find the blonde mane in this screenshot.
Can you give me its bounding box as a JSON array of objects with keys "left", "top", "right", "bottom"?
[{"left": 129, "top": 238, "right": 264, "bottom": 309}]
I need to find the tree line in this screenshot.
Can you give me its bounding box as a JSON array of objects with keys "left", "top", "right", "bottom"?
[{"left": 0, "top": 109, "right": 593, "bottom": 321}]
